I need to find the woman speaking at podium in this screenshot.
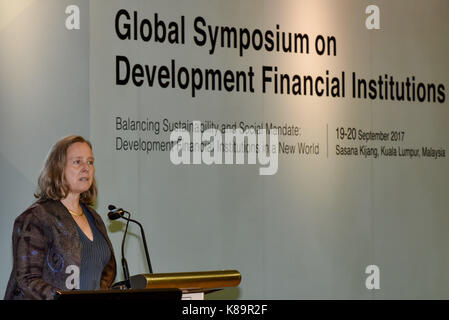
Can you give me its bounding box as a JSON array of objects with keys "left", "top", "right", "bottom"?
[{"left": 4, "top": 135, "right": 116, "bottom": 300}]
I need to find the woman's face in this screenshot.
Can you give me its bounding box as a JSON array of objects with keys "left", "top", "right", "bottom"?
[{"left": 64, "top": 142, "right": 95, "bottom": 196}]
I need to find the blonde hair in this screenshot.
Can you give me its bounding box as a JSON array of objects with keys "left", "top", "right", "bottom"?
[{"left": 35, "top": 135, "right": 97, "bottom": 205}]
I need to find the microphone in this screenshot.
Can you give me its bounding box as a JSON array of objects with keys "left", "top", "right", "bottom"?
[
  {"left": 107, "top": 204, "right": 154, "bottom": 276},
  {"left": 108, "top": 204, "right": 131, "bottom": 288},
  {"left": 108, "top": 205, "right": 125, "bottom": 220}
]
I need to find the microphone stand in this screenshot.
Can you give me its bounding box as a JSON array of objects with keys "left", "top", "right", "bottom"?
[
  {"left": 121, "top": 216, "right": 153, "bottom": 274},
  {"left": 108, "top": 205, "right": 154, "bottom": 289},
  {"left": 120, "top": 212, "right": 131, "bottom": 288}
]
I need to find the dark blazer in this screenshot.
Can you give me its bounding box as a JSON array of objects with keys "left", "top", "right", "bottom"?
[{"left": 4, "top": 199, "right": 116, "bottom": 300}]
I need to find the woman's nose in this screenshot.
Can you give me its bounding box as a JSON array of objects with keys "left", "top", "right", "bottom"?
[{"left": 81, "top": 162, "right": 89, "bottom": 172}]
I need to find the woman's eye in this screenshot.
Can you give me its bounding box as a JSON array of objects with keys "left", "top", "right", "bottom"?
[{"left": 73, "top": 160, "right": 81, "bottom": 165}]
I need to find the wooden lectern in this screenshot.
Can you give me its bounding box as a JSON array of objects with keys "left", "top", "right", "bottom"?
[{"left": 55, "top": 270, "right": 241, "bottom": 300}]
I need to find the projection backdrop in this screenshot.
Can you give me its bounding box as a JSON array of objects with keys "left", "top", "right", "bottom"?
[{"left": 1, "top": 0, "right": 449, "bottom": 299}]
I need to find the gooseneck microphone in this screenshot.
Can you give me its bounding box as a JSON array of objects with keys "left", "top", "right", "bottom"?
[
  {"left": 107, "top": 204, "right": 154, "bottom": 278},
  {"left": 108, "top": 205, "right": 131, "bottom": 288},
  {"left": 108, "top": 205, "right": 126, "bottom": 220}
]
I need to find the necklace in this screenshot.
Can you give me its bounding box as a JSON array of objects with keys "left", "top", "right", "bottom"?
[{"left": 68, "top": 209, "right": 84, "bottom": 217}]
